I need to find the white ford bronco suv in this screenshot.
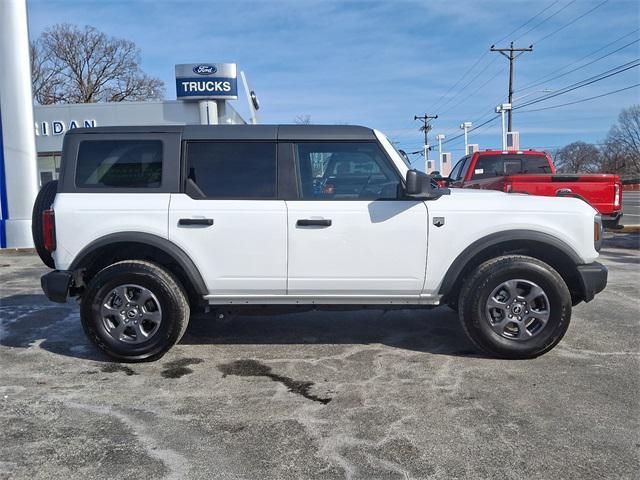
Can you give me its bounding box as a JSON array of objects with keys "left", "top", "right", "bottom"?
[{"left": 34, "top": 125, "right": 607, "bottom": 362}]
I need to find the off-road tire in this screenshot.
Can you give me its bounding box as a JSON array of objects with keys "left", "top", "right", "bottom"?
[
  {"left": 458, "top": 255, "right": 572, "bottom": 359},
  {"left": 31, "top": 180, "right": 58, "bottom": 268},
  {"left": 81, "top": 260, "right": 190, "bottom": 362}
]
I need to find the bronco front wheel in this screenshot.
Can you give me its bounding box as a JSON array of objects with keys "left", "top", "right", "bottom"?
[{"left": 458, "top": 255, "right": 572, "bottom": 359}]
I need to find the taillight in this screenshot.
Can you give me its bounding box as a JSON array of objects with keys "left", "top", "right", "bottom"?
[
  {"left": 42, "top": 209, "right": 56, "bottom": 252},
  {"left": 613, "top": 184, "right": 621, "bottom": 208}
]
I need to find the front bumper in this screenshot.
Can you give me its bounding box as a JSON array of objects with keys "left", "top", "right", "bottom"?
[
  {"left": 41, "top": 270, "right": 73, "bottom": 303},
  {"left": 577, "top": 262, "right": 608, "bottom": 302}
]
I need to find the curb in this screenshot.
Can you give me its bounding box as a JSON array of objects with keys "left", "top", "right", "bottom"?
[
  {"left": 0, "top": 248, "right": 36, "bottom": 254},
  {"left": 606, "top": 225, "right": 640, "bottom": 234}
]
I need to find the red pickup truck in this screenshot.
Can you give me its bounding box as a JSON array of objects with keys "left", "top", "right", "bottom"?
[{"left": 444, "top": 150, "right": 623, "bottom": 227}]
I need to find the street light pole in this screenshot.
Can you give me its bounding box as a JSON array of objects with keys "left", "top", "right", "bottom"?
[
  {"left": 436, "top": 134, "right": 445, "bottom": 171},
  {"left": 495, "top": 103, "right": 512, "bottom": 150},
  {"left": 460, "top": 122, "right": 472, "bottom": 154}
]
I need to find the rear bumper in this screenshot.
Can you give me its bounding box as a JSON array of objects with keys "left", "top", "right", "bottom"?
[
  {"left": 577, "top": 262, "right": 608, "bottom": 303},
  {"left": 41, "top": 270, "right": 73, "bottom": 303},
  {"left": 601, "top": 211, "right": 622, "bottom": 224}
]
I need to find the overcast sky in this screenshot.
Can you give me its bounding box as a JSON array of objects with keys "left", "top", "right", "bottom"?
[{"left": 27, "top": 0, "right": 640, "bottom": 164}]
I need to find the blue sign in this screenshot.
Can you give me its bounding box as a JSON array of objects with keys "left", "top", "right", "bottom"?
[
  {"left": 175, "top": 77, "right": 238, "bottom": 99},
  {"left": 193, "top": 64, "right": 217, "bottom": 75}
]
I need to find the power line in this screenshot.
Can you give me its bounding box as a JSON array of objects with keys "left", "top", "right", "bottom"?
[
  {"left": 436, "top": 58, "right": 499, "bottom": 112},
  {"left": 429, "top": 0, "right": 563, "bottom": 112},
  {"left": 462, "top": 32, "right": 640, "bottom": 127},
  {"left": 514, "top": 59, "right": 640, "bottom": 109},
  {"left": 442, "top": 0, "right": 615, "bottom": 134},
  {"left": 518, "top": 28, "right": 640, "bottom": 91},
  {"left": 494, "top": 0, "right": 561, "bottom": 45},
  {"left": 532, "top": 0, "right": 609, "bottom": 45},
  {"left": 441, "top": 116, "right": 500, "bottom": 147},
  {"left": 429, "top": 54, "right": 490, "bottom": 112},
  {"left": 512, "top": 0, "right": 577, "bottom": 42},
  {"left": 439, "top": 67, "right": 506, "bottom": 116},
  {"left": 517, "top": 83, "right": 640, "bottom": 112},
  {"left": 518, "top": 38, "right": 639, "bottom": 92}
]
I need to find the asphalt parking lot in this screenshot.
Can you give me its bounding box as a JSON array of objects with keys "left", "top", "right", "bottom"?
[
  {"left": 622, "top": 190, "right": 640, "bottom": 226},
  {"left": 1, "top": 235, "right": 638, "bottom": 480}
]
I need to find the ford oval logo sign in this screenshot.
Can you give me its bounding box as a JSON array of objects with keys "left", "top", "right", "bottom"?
[{"left": 193, "top": 64, "right": 217, "bottom": 75}]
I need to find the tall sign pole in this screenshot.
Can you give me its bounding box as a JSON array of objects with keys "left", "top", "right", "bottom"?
[
  {"left": 490, "top": 42, "right": 533, "bottom": 131},
  {"left": 0, "top": 0, "right": 39, "bottom": 248},
  {"left": 175, "top": 63, "right": 239, "bottom": 125}
]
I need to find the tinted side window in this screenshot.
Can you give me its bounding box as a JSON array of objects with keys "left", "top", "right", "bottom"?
[
  {"left": 471, "top": 154, "right": 552, "bottom": 179},
  {"left": 522, "top": 155, "right": 552, "bottom": 174},
  {"left": 450, "top": 156, "right": 469, "bottom": 181},
  {"left": 472, "top": 156, "right": 505, "bottom": 179},
  {"left": 294, "top": 142, "right": 400, "bottom": 200},
  {"left": 76, "top": 140, "right": 162, "bottom": 188},
  {"left": 186, "top": 142, "right": 276, "bottom": 199}
]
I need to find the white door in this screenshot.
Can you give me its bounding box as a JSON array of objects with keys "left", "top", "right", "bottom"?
[
  {"left": 286, "top": 141, "right": 428, "bottom": 297},
  {"left": 168, "top": 141, "right": 287, "bottom": 296}
]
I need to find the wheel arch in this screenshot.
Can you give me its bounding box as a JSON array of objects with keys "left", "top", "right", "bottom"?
[
  {"left": 439, "top": 230, "right": 586, "bottom": 305},
  {"left": 69, "top": 232, "right": 207, "bottom": 306}
]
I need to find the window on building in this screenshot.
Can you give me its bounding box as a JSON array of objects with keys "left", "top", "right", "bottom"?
[
  {"left": 37, "top": 153, "right": 61, "bottom": 187},
  {"left": 75, "top": 140, "right": 163, "bottom": 188},
  {"left": 185, "top": 142, "right": 277, "bottom": 198}
]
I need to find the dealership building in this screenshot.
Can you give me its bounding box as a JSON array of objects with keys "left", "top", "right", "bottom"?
[
  {"left": 33, "top": 92, "right": 248, "bottom": 187},
  {"left": 0, "top": 0, "right": 255, "bottom": 248}
]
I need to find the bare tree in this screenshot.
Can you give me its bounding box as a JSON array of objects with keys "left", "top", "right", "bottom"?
[
  {"left": 294, "top": 114, "right": 312, "bottom": 124},
  {"left": 30, "top": 24, "right": 164, "bottom": 104},
  {"left": 554, "top": 141, "right": 601, "bottom": 173},
  {"left": 601, "top": 105, "right": 640, "bottom": 175}
]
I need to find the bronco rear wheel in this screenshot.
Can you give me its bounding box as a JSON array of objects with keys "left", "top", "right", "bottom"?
[
  {"left": 458, "top": 255, "right": 572, "bottom": 359},
  {"left": 81, "top": 260, "right": 190, "bottom": 362}
]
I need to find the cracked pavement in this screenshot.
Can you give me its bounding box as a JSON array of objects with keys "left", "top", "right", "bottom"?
[{"left": 1, "top": 234, "right": 639, "bottom": 479}]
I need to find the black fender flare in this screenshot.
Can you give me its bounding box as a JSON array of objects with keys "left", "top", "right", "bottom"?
[
  {"left": 69, "top": 232, "right": 208, "bottom": 295},
  {"left": 438, "top": 229, "right": 583, "bottom": 296}
]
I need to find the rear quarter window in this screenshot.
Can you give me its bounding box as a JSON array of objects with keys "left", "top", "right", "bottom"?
[{"left": 75, "top": 140, "right": 163, "bottom": 188}]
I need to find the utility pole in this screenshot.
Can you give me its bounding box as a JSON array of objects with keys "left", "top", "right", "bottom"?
[
  {"left": 414, "top": 113, "right": 437, "bottom": 172},
  {"left": 490, "top": 42, "right": 533, "bottom": 131}
]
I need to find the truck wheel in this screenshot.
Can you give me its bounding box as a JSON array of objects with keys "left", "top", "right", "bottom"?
[
  {"left": 80, "top": 260, "right": 190, "bottom": 362},
  {"left": 31, "top": 180, "right": 58, "bottom": 268},
  {"left": 458, "top": 255, "right": 572, "bottom": 359}
]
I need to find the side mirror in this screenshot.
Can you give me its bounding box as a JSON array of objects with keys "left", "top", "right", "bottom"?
[{"left": 406, "top": 169, "right": 450, "bottom": 199}]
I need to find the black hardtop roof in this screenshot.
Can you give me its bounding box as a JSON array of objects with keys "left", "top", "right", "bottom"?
[{"left": 66, "top": 124, "right": 376, "bottom": 141}]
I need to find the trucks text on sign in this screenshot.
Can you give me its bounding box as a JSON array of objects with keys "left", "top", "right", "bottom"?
[{"left": 175, "top": 63, "right": 238, "bottom": 100}]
